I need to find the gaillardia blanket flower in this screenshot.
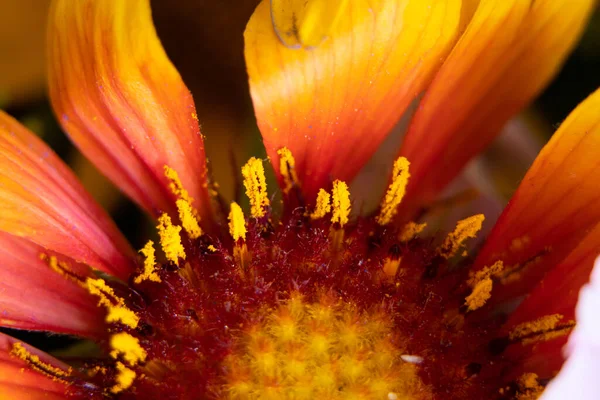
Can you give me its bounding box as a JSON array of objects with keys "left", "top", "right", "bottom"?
[{"left": 0, "top": 0, "right": 598, "bottom": 399}]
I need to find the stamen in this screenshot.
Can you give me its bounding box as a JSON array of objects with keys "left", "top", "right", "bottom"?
[
  {"left": 311, "top": 189, "right": 331, "bottom": 219},
  {"left": 228, "top": 202, "right": 247, "bottom": 241},
  {"left": 85, "top": 278, "right": 139, "bottom": 328},
  {"left": 164, "top": 165, "right": 194, "bottom": 205},
  {"left": 277, "top": 147, "right": 299, "bottom": 194},
  {"left": 331, "top": 180, "right": 351, "bottom": 227},
  {"left": 399, "top": 222, "right": 427, "bottom": 242},
  {"left": 11, "top": 342, "right": 71, "bottom": 383},
  {"left": 176, "top": 199, "right": 202, "bottom": 239},
  {"left": 110, "top": 332, "right": 147, "bottom": 366},
  {"left": 382, "top": 257, "right": 402, "bottom": 277},
  {"left": 242, "top": 157, "right": 270, "bottom": 218},
  {"left": 134, "top": 241, "right": 161, "bottom": 284},
  {"left": 438, "top": 214, "right": 485, "bottom": 259},
  {"left": 111, "top": 362, "right": 136, "bottom": 394},
  {"left": 464, "top": 261, "right": 504, "bottom": 312},
  {"left": 509, "top": 314, "right": 575, "bottom": 345},
  {"left": 157, "top": 213, "right": 186, "bottom": 265},
  {"left": 377, "top": 157, "right": 410, "bottom": 225}
]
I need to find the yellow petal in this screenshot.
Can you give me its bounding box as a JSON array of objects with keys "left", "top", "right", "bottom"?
[
  {"left": 245, "top": 0, "right": 462, "bottom": 201},
  {"left": 398, "top": 0, "right": 595, "bottom": 216}
]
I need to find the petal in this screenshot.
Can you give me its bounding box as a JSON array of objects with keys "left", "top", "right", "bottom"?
[
  {"left": 0, "top": 111, "right": 135, "bottom": 279},
  {"left": 0, "top": 232, "right": 103, "bottom": 337},
  {"left": 540, "top": 257, "right": 600, "bottom": 400},
  {"left": 0, "top": 333, "right": 69, "bottom": 399},
  {"left": 474, "top": 88, "right": 600, "bottom": 300},
  {"left": 245, "top": 0, "right": 462, "bottom": 201},
  {"left": 398, "top": 0, "right": 595, "bottom": 215},
  {"left": 499, "top": 225, "right": 600, "bottom": 378},
  {"left": 47, "top": 0, "right": 213, "bottom": 222}
]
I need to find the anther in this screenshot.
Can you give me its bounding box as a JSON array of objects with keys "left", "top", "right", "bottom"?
[
  {"left": 242, "top": 157, "right": 270, "bottom": 218},
  {"left": 134, "top": 241, "right": 161, "bottom": 284},
  {"left": 377, "top": 157, "right": 410, "bottom": 225},
  {"left": 509, "top": 314, "right": 575, "bottom": 345},
  {"left": 11, "top": 342, "right": 72, "bottom": 384},
  {"left": 86, "top": 278, "right": 140, "bottom": 328},
  {"left": 438, "top": 214, "right": 484, "bottom": 259},
  {"left": 310, "top": 188, "right": 331, "bottom": 219},
  {"left": 157, "top": 213, "right": 186, "bottom": 266},
  {"left": 331, "top": 180, "right": 351, "bottom": 227},
  {"left": 277, "top": 147, "right": 299, "bottom": 194}
]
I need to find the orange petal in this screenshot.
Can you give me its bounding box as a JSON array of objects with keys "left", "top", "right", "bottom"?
[
  {"left": 474, "top": 88, "right": 600, "bottom": 300},
  {"left": 0, "top": 333, "right": 69, "bottom": 399},
  {"left": 0, "top": 232, "right": 103, "bottom": 337},
  {"left": 0, "top": 111, "right": 135, "bottom": 279},
  {"left": 245, "top": 0, "right": 462, "bottom": 201},
  {"left": 398, "top": 0, "right": 595, "bottom": 215},
  {"left": 47, "top": 0, "right": 213, "bottom": 223}
]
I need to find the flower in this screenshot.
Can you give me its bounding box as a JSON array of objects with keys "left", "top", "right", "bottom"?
[{"left": 0, "top": 0, "right": 598, "bottom": 399}]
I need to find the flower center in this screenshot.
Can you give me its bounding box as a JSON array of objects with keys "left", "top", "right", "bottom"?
[{"left": 223, "top": 294, "right": 428, "bottom": 399}]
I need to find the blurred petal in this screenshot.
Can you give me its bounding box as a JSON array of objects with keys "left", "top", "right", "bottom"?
[
  {"left": 0, "top": 0, "right": 50, "bottom": 106},
  {"left": 245, "top": 0, "right": 462, "bottom": 201},
  {"left": 540, "top": 256, "right": 600, "bottom": 400},
  {"left": 474, "top": 88, "right": 600, "bottom": 300},
  {"left": 0, "top": 333, "right": 69, "bottom": 399},
  {"left": 398, "top": 0, "right": 595, "bottom": 215},
  {"left": 48, "top": 0, "right": 213, "bottom": 222},
  {"left": 0, "top": 232, "right": 103, "bottom": 337},
  {"left": 0, "top": 111, "right": 135, "bottom": 279}
]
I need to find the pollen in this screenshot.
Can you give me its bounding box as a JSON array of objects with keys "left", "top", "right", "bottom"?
[
  {"left": 464, "top": 261, "right": 504, "bottom": 312},
  {"left": 438, "top": 214, "right": 485, "bottom": 259},
  {"left": 11, "top": 342, "right": 71, "bottom": 383},
  {"left": 242, "top": 157, "right": 270, "bottom": 218},
  {"left": 85, "top": 278, "right": 139, "bottom": 328},
  {"left": 40, "top": 254, "right": 84, "bottom": 284},
  {"left": 176, "top": 198, "right": 202, "bottom": 239},
  {"left": 228, "top": 202, "right": 247, "bottom": 241},
  {"left": 377, "top": 157, "right": 410, "bottom": 225},
  {"left": 311, "top": 188, "right": 331, "bottom": 219},
  {"left": 157, "top": 213, "right": 186, "bottom": 265},
  {"left": 331, "top": 180, "right": 351, "bottom": 227},
  {"left": 134, "top": 240, "right": 161, "bottom": 284},
  {"left": 110, "top": 332, "right": 147, "bottom": 366},
  {"left": 510, "top": 314, "right": 575, "bottom": 345},
  {"left": 111, "top": 362, "right": 136, "bottom": 394},
  {"left": 399, "top": 221, "right": 427, "bottom": 242},
  {"left": 277, "top": 147, "right": 299, "bottom": 194},
  {"left": 222, "top": 294, "right": 428, "bottom": 399},
  {"left": 515, "top": 373, "right": 544, "bottom": 400},
  {"left": 164, "top": 165, "right": 194, "bottom": 205}
]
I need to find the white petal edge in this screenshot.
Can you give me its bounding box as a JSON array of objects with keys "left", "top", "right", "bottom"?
[{"left": 541, "top": 255, "right": 600, "bottom": 399}]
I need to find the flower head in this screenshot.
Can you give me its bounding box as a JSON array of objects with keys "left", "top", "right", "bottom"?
[{"left": 0, "top": 0, "right": 598, "bottom": 399}]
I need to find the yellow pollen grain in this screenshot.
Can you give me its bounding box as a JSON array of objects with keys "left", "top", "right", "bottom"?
[
  {"left": 85, "top": 278, "right": 139, "bottom": 328},
  {"left": 40, "top": 254, "right": 83, "bottom": 284},
  {"left": 438, "top": 214, "right": 485, "bottom": 259},
  {"left": 277, "top": 147, "right": 299, "bottom": 194},
  {"left": 242, "top": 157, "right": 270, "bottom": 218},
  {"left": 11, "top": 342, "right": 71, "bottom": 383},
  {"left": 208, "top": 245, "right": 217, "bottom": 252},
  {"left": 311, "top": 189, "right": 331, "bottom": 219},
  {"left": 465, "top": 278, "right": 493, "bottom": 312},
  {"left": 134, "top": 241, "right": 161, "bottom": 284},
  {"left": 111, "top": 362, "right": 136, "bottom": 394},
  {"left": 467, "top": 261, "right": 504, "bottom": 288},
  {"left": 331, "top": 180, "right": 351, "bottom": 227},
  {"left": 516, "top": 373, "right": 544, "bottom": 400},
  {"left": 110, "top": 332, "right": 147, "bottom": 366},
  {"left": 228, "top": 202, "right": 247, "bottom": 241},
  {"left": 510, "top": 314, "right": 575, "bottom": 345},
  {"left": 176, "top": 199, "right": 202, "bottom": 239},
  {"left": 164, "top": 165, "right": 194, "bottom": 205},
  {"left": 399, "top": 222, "right": 427, "bottom": 242},
  {"left": 157, "top": 213, "right": 186, "bottom": 265},
  {"left": 377, "top": 157, "right": 410, "bottom": 226}
]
